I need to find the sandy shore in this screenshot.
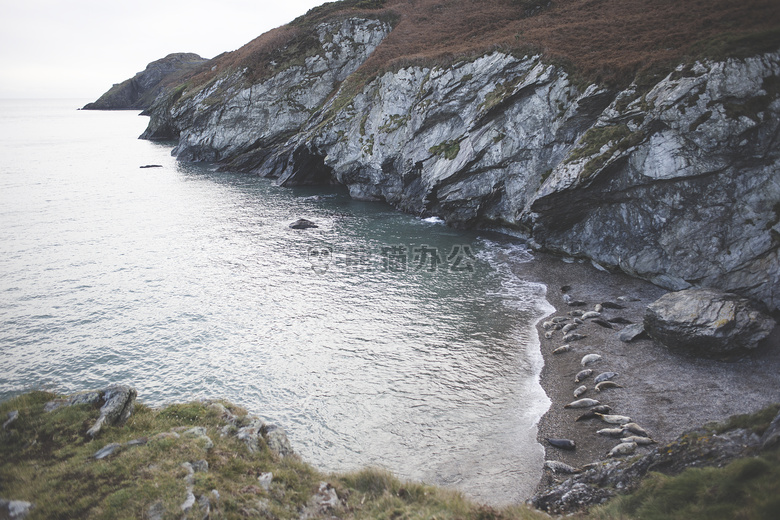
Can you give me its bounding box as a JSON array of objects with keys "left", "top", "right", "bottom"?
[{"left": 502, "top": 249, "right": 780, "bottom": 494}]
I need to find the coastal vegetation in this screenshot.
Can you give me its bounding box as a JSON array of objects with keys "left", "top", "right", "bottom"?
[{"left": 2, "top": 389, "right": 779, "bottom": 519}]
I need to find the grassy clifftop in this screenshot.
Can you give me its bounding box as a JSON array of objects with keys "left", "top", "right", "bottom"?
[
  {"left": 2, "top": 391, "right": 780, "bottom": 519},
  {"left": 190, "top": 0, "right": 780, "bottom": 92},
  {"left": 0, "top": 391, "right": 546, "bottom": 520}
]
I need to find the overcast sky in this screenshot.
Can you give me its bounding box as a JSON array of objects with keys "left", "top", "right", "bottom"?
[{"left": 0, "top": 0, "right": 329, "bottom": 99}]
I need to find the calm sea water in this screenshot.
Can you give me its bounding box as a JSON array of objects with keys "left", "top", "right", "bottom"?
[{"left": 0, "top": 99, "right": 552, "bottom": 504}]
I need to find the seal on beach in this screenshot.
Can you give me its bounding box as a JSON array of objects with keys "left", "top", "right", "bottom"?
[
  {"left": 581, "top": 354, "right": 601, "bottom": 366},
  {"left": 544, "top": 460, "right": 581, "bottom": 474},
  {"left": 621, "top": 435, "right": 656, "bottom": 445},
  {"left": 596, "top": 413, "right": 632, "bottom": 424},
  {"left": 552, "top": 317, "right": 568, "bottom": 323},
  {"left": 597, "top": 428, "right": 626, "bottom": 437},
  {"left": 542, "top": 321, "right": 555, "bottom": 330},
  {"left": 564, "top": 398, "right": 600, "bottom": 408},
  {"left": 595, "top": 381, "right": 623, "bottom": 392},
  {"left": 608, "top": 441, "right": 637, "bottom": 457},
  {"left": 623, "top": 423, "right": 650, "bottom": 437},
  {"left": 544, "top": 331, "right": 554, "bottom": 339},
  {"left": 593, "top": 372, "right": 618, "bottom": 384},
  {"left": 553, "top": 344, "right": 572, "bottom": 354},
  {"left": 594, "top": 304, "right": 603, "bottom": 312},
  {"left": 568, "top": 310, "right": 584, "bottom": 317},
  {"left": 608, "top": 316, "right": 632, "bottom": 324},
  {"left": 575, "top": 405, "right": 612, "bottom": 421},
  {"left": 591, "top": 318, "right": 614, "bottom": 329},
  {"left": 564, "top": 333, "right": 587, "bottom": 342},
  {"left": 602, "top": 302, "right": 626, "bottom": 309},
  {"left": 546, "top": 438, "right": 576, "bottom": 450},
  {"left": 581, "top": 311, "right": 601, "bottom": 319},
  {"left": 575, "top": 369, "right": 593, "bottom": 383},
  {"left": 573, "top": 385, "right": 587, "bottom": 397},
  {"left": 561, "top": 323, "right": 578, "bottom": 333}
]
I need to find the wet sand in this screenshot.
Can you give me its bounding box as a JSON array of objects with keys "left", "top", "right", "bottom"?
[{"left": 501, "top": 249, "right": 780, "bottom": 494}]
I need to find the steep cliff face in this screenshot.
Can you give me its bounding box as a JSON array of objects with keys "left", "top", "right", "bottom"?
[
  {"left": 139, "top": 16, "right": 779, "bottom": 311},
  {"left": 83, "top": 53, "right": 208, "bottom": 110},
  {"left": 141, "top": 18, "right": 392, "bottom": 164}
]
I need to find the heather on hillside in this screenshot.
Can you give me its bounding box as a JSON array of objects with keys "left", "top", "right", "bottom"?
[{"left": 188, "top": 0, "right": 780, "bottom": 91}]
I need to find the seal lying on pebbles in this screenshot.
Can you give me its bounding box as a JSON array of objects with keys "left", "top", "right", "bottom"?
[
  {"left": 592, "top": 318, "right": 614, "bottom": 329},
  {"left": 544, "top": 460, "right": 581, "bottom": 474},
  {"left": 547, "top": 438, "right": 576, "bottom": 450},
  {"left": 561, "top": 323, "right": 578, "bottom": 333},
  {"left": 597, "top": 428, "right": 626, "bottom": 437},
  {"left": 573, "top": 385, "right": 587, "bottom": 397},
  {"left": 552, "top": 317, "right": 568, "bottom": 323},
  {"left": 575, "top": 369, "right": 593, "bottom": 383},
  {"left": 607, "top": 441, "right": 637, "bottom": 457},
  {"left": 575, "top": 405, "right": 612, "bottom": 421},
  {"left": 563, "top": 332, "right": 587, "bottom": 342},
  {"left": 608, "top": 316, "right": 632, "bottom": 324},
  {"left": 581, "top": 354, "right": 601, "bottom": 366},
  {"left": 553, "top": 344, "right": 572, "bottom": 354},
  {"left": 581, "top": 311, "right": 601, "bottom": 319},
  {"left": 623, "top": 423, "right": 650, "bottom": 437},
  {"left": 594, "top": 371, "right": 618, "bottom": 384},
  {"left": 596, "top": 413, "right": 632, "bottom": 424},
  {"left": 595, "top": 381, "right": 623, "bottom": 392},
  {"left": 564, "top": 398, "right": 600, "bottom": 408},
  {"left": 622, "top": 435, "right": 656, "bottom": 445}
]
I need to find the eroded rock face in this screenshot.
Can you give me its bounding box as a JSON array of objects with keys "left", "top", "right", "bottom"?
[
  {"left": 644, "top": 288, "right": 776, "bottom": 355},
  {"left": 139, "top": 15, "right": 780, "bottom": 312}
]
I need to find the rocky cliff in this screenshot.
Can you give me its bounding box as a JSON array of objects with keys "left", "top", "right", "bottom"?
[
  {"left": 83, "top": 53, "right": 208, "bottom": 110},
  {"left": 137, "top": 4, "right": 780, "bottom": 311}
]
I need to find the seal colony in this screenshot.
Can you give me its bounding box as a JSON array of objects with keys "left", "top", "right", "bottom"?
[{"left": 492, "top": 246, "right": 780, "bottom": 498}]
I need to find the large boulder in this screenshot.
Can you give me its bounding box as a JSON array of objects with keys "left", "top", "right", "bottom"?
[{"left": 644, "top": 288, "right": 776, "bottom": 355}]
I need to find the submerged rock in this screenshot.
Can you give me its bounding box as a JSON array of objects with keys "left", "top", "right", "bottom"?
[
  {"left": 644, "top": 288, "right": 776, "bottom": 355},
  {"left": 289, "top": 218, "right": 318, "bottom": 229}
]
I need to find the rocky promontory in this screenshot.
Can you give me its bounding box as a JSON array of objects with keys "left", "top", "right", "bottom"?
[{"left": 82, "top": 53, "right": 208, "bottom": 111}]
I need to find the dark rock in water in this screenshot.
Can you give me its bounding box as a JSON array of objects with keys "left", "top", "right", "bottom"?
[
  {"left": 140, "top": 164, "right": 163, "bottom": 169},
  {"left": 0, "top": 499, "right": 34, "bottom": 519},
  {"left": 289, "top": 218, "right": 318, "bottom": 229},
  {"left": 618, "top": 323, "right": 647, "bottom": 342},
  {"left": 644, "top": 288, "right": 775, "bottom": 355}
]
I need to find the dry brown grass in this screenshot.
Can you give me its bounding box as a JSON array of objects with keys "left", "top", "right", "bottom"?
[{"left": 185, "top": 0, "right": 780, "bottom": 91}]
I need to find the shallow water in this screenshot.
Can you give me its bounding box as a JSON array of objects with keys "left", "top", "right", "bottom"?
[{"left": 0, "top": 99, "right": 553, "bottom": 504}]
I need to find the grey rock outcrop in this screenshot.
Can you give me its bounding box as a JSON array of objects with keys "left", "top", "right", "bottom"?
[
  {"left": 83, "top": 53, "right": 208, "bottom": 110},
  {"left": 139, "top": 15, "right": 780, "bottom": 311},
  {"left": 0, "top": 499, "right": 34, "bottom": 519},
  {"left": 644, "top": 288, "right": 776, "bottom": 355},
  {"left": 45, "top": 385, "right": 137, "bottom": 437}
]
